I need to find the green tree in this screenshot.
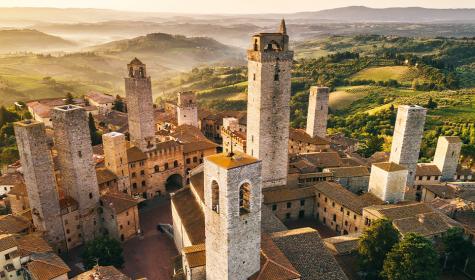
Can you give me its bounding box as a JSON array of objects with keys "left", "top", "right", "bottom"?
[
  {"left": 427, "top": 97, "right": 438, "bottom": 109},
  {"left": 88, "top": 113, "right": 102, "bottom": 145},
  {"left": 358, "top": 219, "right": 400, "bottom": 279},
  {"left": 382, "top": 233, "right": 440, "bottom": 280},
  {"left": 65, "top": 92, "right": 74, "bottom": 105},
  {"left": 359, "top": 135, "right": 384, "bottom": 158},
  {"left": 81, "top": 237, "right": 124, "bottom": 270},
  {"left": 442, "top": 227, "right": 474, "bottom": 271},
  {"left": 113, "top": 95, "right": 125, "bottom": 112}
]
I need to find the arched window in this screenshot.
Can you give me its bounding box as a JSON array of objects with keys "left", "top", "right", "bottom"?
[
  {"left": 174, "top": 160, "right": 179, "bottom": 168},
  {"left": 211, "top": 181, "right": 220, "bottom": 213},
  {"left": 139, "top": 67, "right": 145, "bottom": 78},
  {"left": 129, "top": 67, "right": 133, "bottom": 77},
  {"left": 154, "top": 165, "right": 159, "bottom": 172},
  {"left": 239, "top": 183, "right": 251, "bottom": 215},
  {"left": 164, "top": 163, "right": 169, "bottom": 170}
]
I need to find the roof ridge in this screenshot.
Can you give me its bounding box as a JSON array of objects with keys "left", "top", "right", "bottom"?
[{"left": 260, "top": 250, "right": 300, "bottom": 278}]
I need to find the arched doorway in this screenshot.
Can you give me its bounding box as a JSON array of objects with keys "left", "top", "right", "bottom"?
[{"left": 165, "top": 174, "right": 183, "bottom": 193}]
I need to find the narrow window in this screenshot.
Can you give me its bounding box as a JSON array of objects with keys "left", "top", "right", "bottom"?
[
  {"left": 211, "top": 181, "right": 220, "bottom": 213},
  {"left": 239, "top": 183, "right": 251, "bottom": 215},
  {"left": 89, "top": 193, "right": 93, "bottom": 199}
]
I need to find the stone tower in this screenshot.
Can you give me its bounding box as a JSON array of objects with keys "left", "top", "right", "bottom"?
[
  {"left": 246, "top": 20, "right": 293, "bottom": 188},
  {"left": 103, "top": 132, "right": 130, "bottom": 193},
  {"left": 176, "top": 91, "right": 198, "bottom": 127},
  {"left": 389, "top": 105, "right": 427, "bottom": 188},
  {"left": 125, "top": 58, "right": 155, "bottom": 151},
  {"left": 52, "top": 105, "right": 100, "bottom": 242},
  {"left": 306, "top": 86, "right": 330, "bottom": 138},
  {"left": 14, "top": 120, "right": 66, "bottom": 252},
  {"left": 368, "top": 162, "right": 408, "bottom": 203},
  {"left": 204, "top": 152, "right": 262, "bottom": 280},
  {"left": 433, "top": 136, "right": 462, "bottom": 181}
]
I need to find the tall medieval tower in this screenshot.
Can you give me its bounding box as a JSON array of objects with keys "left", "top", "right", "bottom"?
[
  {"left": 14, "top": 120, "right": 66, "bottom": 253},
  {"left": 204, "top": 152, "right": 262, "bottom": 280},
  {"left": 177, "top": 91, "right": 198, "bottom": 127},
  {"left": 389, "top": 105, "right": 427, "bottom": 188},
  {"left": 246, "top": 19, "right": 293, "bottom": 188},
  {"left": 52, "top": 105, "right": 100, "bottom": 242},
  {"left": 433, "top": 136, "right": 462, "bottom": 181},
  {"left": 103, "top": 132, "right": 130, "bottom": 193},
  {"left": 125, "top": 58, "right": 156, "bottom": 151},
  {"left": 306, "top": 86, "right": 330, "bottom": 138}
]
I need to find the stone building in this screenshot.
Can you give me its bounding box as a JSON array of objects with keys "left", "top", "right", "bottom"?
[
  {"left": 306, "top": 86, "right": 330, "bottom": 138},
  {"left": 51, "top": 105, "right": 100, "bottom": 243},
  {"left": 13, "top": 120, "right": 66, "bottom": 253},
  {"left": 288, "top": 128, "right": 330, "bottom": 154},
  {"left": 103, "top": 132, "right": 130, "bottom": 193},
  {"left": 0, "top": 234, "right": 23, "bottom": 280},
  {"left": 414, "top": 164, "right": 442, "bottom": 201},
  {"left": 73, "top": 265, "right": 130, "bottom": 280},
  {"left": 368, "top": 162, "right": 408, "bottom": 203},
  {"left": 125, "top": 58, "right": 156, "bottom": 152},
  {"left": 389, "top": 105, "right": 427, "bottom": 189},
  {"left": 96, "top": 168, "right": 119, "bottom": 195},
  {"left": 433, "top": 136, "right": 462, "bottom": 181},
  {"left": 177, "top": 91, "right": 199, "bottom": 128},
  {"left": 263, "top": 185, "right": 316, "bottom": 221},
  {"left": 246, "top": 20, "right": 293, "bottom": 188},
  {"left": 59, "top": 196, "right": 82, "bottom": 250},
  {"left": 99, "top": 192, "right": 139, "bottom": 242},
  {"left": 84, "top": 91, "right": 115, "bottom": 114},
  {"left": 323, "top": 166, "right": 370, "bottom": 194}
]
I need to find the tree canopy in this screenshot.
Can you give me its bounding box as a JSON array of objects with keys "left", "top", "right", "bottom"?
[{"left": 81, "top": 236, "right": 124, "bottom": 270}]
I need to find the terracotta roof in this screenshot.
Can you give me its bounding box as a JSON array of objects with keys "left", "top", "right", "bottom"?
[
  {"left": 0, "top": 215, "right": 30, "bottom": 234},
  {"left": 129, "top": 57, "right": 144, "bottom": 65},
  {"left": 314, "top": 181, "right": 383, "bottom": 214},
  {"left": 171, "top": 187, "right": 205, "bottom": 244},
  {"left": 182, "top": 244, "right": 206, "bottom": 268},
  {"left": 183, "top": 140, "right": 218, "bottom": 154},
  {"left": 249, "top": 235, "right": 301, "bottom": 280},
  {"left": 261, "top": 205, "right": 288, "bottom": 234},
  {"left": 298, "top": 152, "right": 343, "bottom": 169},
  {"left": 96, "top": 111, "right": 128, "bottom": 128},
  {"left": 326, "top": 166, "right": 370, "bottom": 178},
  {"left": 271, "top": 228, "right": 348, "bottom": 280},
  {"left": 416, "top": 164, "right": 442, "bottom": 177},
  {"left": 423, "top": 185, "right": 457, "bottom": 199},
  {"left": 290, "top": 159, "right": 317, "bottom": 174},
  {"left": 263, "top": 186, "right": 316, "bottom": 204},
  {"left": 85, "top": 92, "right": 115, "bottom": 104},
  {"left": 92, "top": 144, "right": 104, "bottom": 156},
  {"left": 323, "top": 234, "right": 361, "bottom": 255},
  {"left": 155, "top": 140, "right": 182, "bottom": 152},
  {"left": 454, "top": 211, "right": 475, "bottom": 232},
  {"left": 15, "top": 233, "right": 52, "bottom": 257},
  {"left": 8, "top": 181, "right": 27, "bottom": 197},
  {"left": 100, "top": 192, "right": 138, "bottom": 214},
  {"left": 289, "top": 128, "right": 329, "bottom": 145},
  {"left": 0, "top": 172, "right": 24, "bottom": 187},
  {"left": 372, "top": 162, "right": 407, "bottom": 172},
  {"left": 444, "top": 136, "right": 463, "bottom": 143},
  {"left": 96, "top": 168, "right": 118, "bottom": 185},
  {"left": 171, "top": 125, "right": 208, "bottom": 143},
  {"left": 27, "top": 102, "right": 53, "bottom": 118},
  {"left": 27, "top": 253, "right": 70, "bottom": 280},
  {"left": 206, "top": 152, "right": 259, "bottom": 170},
  {"left": 126, "top": 146, "right": 147, "bottom": 163},
  {"left": 0, "top": 234, "right": 17, "bottom": 252},
  {"left": 155, "top": 110, "right": 177, "bottom": 126},
  {"left": 367, "top": 152, "right": 390, "bottom": 165},
  {"left": 73, "top": 266, "right": 131, "bottom": 280},
  {"left": 392, "top": 211, "right": 457, "bottom": 237},
  {"left": 364, "top": 202, "right": 435, "bottom": 221},
  {"left": 189, "top": 172, "right": 204, "bottom": 203}
]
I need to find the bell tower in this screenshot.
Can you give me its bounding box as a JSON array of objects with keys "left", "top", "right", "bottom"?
[
  {"left": 125, "top": 58, "right": 156, "bottom": 151},
  {"left": 204, "top": 152, "right": 262, "bottom": 280},
  {"left": 246, "top": 20, "right": 293, "bottom": 188}
]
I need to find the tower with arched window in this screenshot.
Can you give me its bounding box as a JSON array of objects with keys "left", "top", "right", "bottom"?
[
  {"left": 204, "top": 152, "right": 262, "bottom": 280},
  {"left": 125, "top": 58, "right": 156, "bottom": 152},
  {"left": 246, "top": 20, "right": 293, "bottom": 188}
]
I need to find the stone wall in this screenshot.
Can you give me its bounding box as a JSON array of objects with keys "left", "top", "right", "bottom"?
[
  {"left": 368, "top": 165, "right": 408, "bottom": 203},
  {"left": 306, "top": 87, "right": 329, "bottom": 138},
  {"left": 433, "top": 136, "right": 462, "bottom": 181},
  {"left": 267, "top": 197, "right": 315, "bottom": 221},
  {"left": 315, "top": 192, "right": 363, "bottom": 235},
  {"left": 103, "top": 132, "right": 130, "bottom": 193},
  {"left": 177, "top": 92, "right": 199, "bottom": 128}
]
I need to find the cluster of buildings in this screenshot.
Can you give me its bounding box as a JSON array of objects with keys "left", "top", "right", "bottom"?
[{"left": 0, "top": 19, "right": 473, "bottom": 280}]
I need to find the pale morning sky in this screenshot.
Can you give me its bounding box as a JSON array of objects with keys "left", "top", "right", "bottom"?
[{"left": 1, "top": 0, "right": 474, "bottom": 14}]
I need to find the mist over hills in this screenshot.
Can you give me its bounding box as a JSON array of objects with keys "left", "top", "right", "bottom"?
[{"left": 0, "top": 29, "right": 76, "bottom": 53}]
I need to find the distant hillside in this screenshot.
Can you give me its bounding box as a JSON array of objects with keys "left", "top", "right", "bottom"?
[
  {"left": 88, "top": 33, "right": 244, "bottom": 70},
  {"left": 293, "top": 6, "right": 475, "bottom": 23},
  {"left": 0, "top": 29, "right": 76, "bottom": 53}
]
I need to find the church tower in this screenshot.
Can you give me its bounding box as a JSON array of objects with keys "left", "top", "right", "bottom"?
[
  {"left": 177, "top": 91, "right": 198, "bottom": 127},
  {"left": 125, "top": 58, "right": 156, "bottom": 151},
  {"left": 204, "top": 152, "right": 262, "bottom": 280},
  {"left": 246, "top": 20, "right": 293, "bottom": 188},
  {"left": 306, "top": 86, "right": 330, "bottom": 138},
  {"left": 52, "top": 105, "right": 100, "bottom": 242},
  {"left": 14, "top": 120, "right": 66, "bottom": 253},
  {"left": 103, "top": 132, "right": 130, "bottom": 193}
]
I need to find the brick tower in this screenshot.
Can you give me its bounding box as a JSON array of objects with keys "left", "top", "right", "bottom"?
[
  {"left": 306, "top": 86, "right": 330, "bottom": 138},
  {"left": 103, "top": 132, "right": 130, "bottom": 193},
  {"left": 14, "top": 120, "right": 66, "bottom": 253},
  {"left": 433, "top": 136, "right": 462, "bottom": 181},
  {"left": 52, "top": 105, "right": 100, "bottom": 242},
  {"left": 177, "top": 91, "right": 198, "bottom": 127},
  {"left": 204, "top": 152, "right": 262, "bottom": 280},
  {"left": 246, "top": 20, "right": 293, "bottom": 188},
  {"left": 389, "top": 105, "right": 427, "bottom": 189},
  {"left": 125, "top": 58, "right": 156, "bottom": 151}
]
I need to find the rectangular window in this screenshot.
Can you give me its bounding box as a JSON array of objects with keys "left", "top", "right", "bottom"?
[
  {"left": 272, "top": 204, "right": 277, "bottom": 211},
  {"left": 300, "top": 200, "right": 305, "bottom": 206},
  {"left": 286, "top": 202, "right": 292, "bottom": 208}
]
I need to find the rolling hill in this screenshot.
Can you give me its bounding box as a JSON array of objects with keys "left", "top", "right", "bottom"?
[{"left": 0, "top": 29, "right": 76, "bottom": 53}]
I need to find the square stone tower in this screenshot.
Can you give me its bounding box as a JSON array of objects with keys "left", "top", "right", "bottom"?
[
  {"left": 246, "top": 20, "right": 293, "bottom": 188},
  {"left": 389, "top": 105, "right": 427, "bottom": 187},
  {"left": 103, "top": 132, "right": 130, "bottom": 193},
  {"left": 52, "top": 105, "right": 100, "bottom": 242},
  {"left": 177, "top": 91, "right": 198, "bottom": 128},
  {"left": 368, "top": 162, "right": 408, "bottom": 203},
  {"left": 306, "top": 86, "right": 330, "bottom": 138},
  {"left": 433, "top": 136, "right": 462, "bottom": 181},
  {"left": 14, "top": 120, "right": 66, "bottom": 252},
  {"left": 125, "top": 58, "right": 156, "bottom": 152},
  {"left": 204, "top": 152, "right": 262, "bottom": 280}
]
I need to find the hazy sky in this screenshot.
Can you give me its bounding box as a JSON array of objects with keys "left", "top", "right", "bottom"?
[{"left": 1, "top": 0, "right": 475, "bottom": 14}]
